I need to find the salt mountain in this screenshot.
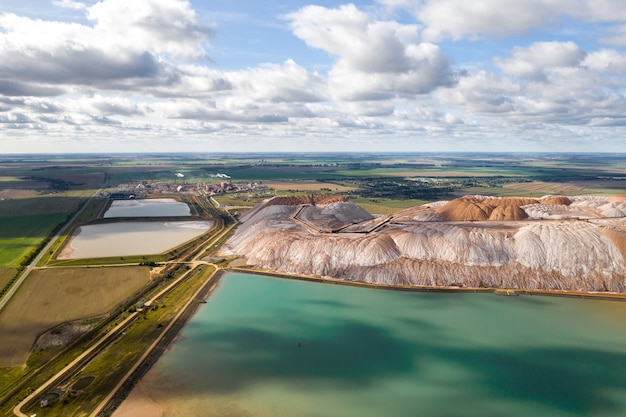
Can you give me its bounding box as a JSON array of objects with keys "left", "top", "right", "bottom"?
[{"left": 222, "top": 195, "right": 626, "bottom": 292}]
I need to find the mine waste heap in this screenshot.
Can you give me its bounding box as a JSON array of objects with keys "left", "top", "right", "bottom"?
[{"left": 223, "top": 194, "right": 626, "bottom": 293}]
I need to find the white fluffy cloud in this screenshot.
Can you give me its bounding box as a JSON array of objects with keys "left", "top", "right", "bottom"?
[
  {"left": 52, "top": 0, "right": 86, "bottom": 10},
  {"left": 495, "top": 41, "right": 586, "bottom": 80},
  {"left": 418, "top": 0, "right": 565, "bottom": 41},
  {"left": 583, "top": 49, "right": 626, "bottom": 73},
  {"left": 227, "top": 60, "right": 327, "bottom": 103},
  {"left": 0, "top": 0, "right": 209, "bottom": 91},
  {"left": 436, "top": 71, "right": 520, "bottom": 114},
  {"left": 286, "top": 4, "right": 453, "bottom": 100},
  {"left": 384, "top": 0, "right": 626, "bottom": 42},
  {"left": 87, "top": 0, "right": 209, "bottom": 58},
  {"left": 437, "top": 40, "right": 626, "bottom": 130}
]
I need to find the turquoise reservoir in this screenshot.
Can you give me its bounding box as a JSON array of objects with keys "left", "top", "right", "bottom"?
[{"left": 140, "top": 272, "right": 626, "bottom": 417}]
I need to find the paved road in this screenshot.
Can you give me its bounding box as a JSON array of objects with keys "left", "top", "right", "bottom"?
[{"left": 0, "top": 189, "right": 101, "bottom": 313}]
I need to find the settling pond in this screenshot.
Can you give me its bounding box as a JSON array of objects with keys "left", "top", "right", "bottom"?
[
  {"left": 118, "top": 272, "right": 626, "bottom": 417},
  {"left": 60, "top": 221, "right": 213, "bottom": 259},
  {"left": 104, "top": 198, "right": 191, "bottom": 218}
]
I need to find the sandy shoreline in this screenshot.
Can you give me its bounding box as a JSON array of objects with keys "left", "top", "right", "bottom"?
[
  {"left": 111, "top": 380, "right": 163, "bottom": 417},
  {"left": 56, "top": 226, "right": 79, "bottom": 259}
]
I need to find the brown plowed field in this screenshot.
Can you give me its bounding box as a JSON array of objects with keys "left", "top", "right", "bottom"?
[{"left": 503, "top": 181, "right": 583, "bottom": 194}]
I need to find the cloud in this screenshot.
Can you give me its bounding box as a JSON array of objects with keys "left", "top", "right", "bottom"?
[
  {"left": 87, "top": 0, "right": 211, "bottom": 58},
  {"left": 0, "top": 80, "right": 65, "bottom": 97},
  {"left": 227, "top": 60, "right": 327, "bottom": 103},
  {"left": 155, "top": 99, "right": 290, "bottom": 124},
  {"left": 582, "top": 49, "right": 626, "bottom": 73},
  {"left": 383, "top": 0, "right": 626, "bottom": 41},
  {"left": 287, "top": 4, "right": 419, "bottom": 73},
  {"left": 0, "top": 0, "right": 211, "bottom": 92},
  {"left": 2, "top": 0, "right": 626, "bottom": 153},
  {"left": 494, "top": 41, "right": 586, "bottom": 80},
  {"left": 436, "top": 71, "right": 520, "bottom": 114},
  {"left": 52, "top": 0, "right": 86, "bottom": 10},
  {"left": 90, "top": 115, "right": 122, "bottom": 125},
  {"left": 0, "top": 112, "right": 34, "bottom": 124},
  {"left": 417, "top": 0, "right": 564, "bottom": 41},
  {"left": 376, "top": 0, "right": 419, "bottom": 7},
  {"left": 285, "top": 4, "right": 454, "bottom": 101},
  {"left": 601, "top": 24, "right": 626, "bottom": 46},
  {"left": 86, "top": 96, "right": 147, "bottom": 116},
  {"left": 437, "top": 40, "right": 626, "bottom": 129}
]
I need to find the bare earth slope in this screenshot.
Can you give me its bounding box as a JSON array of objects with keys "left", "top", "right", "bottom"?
[{"left": 223, "top": 195, "right": 626, "bottom": 292}]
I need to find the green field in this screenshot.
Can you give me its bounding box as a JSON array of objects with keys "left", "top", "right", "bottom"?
[
  {"left": 225, "top": 166, "right": 341, "bottom": 181},
  {"left": 0, "top": 214, "right": 67, "bottom": 267},
  {"left": 0, "top": 195, "right": 88, "bottom": 267},
  {"left": 0, "top": 196, "right": 84, "bottom": 217}
]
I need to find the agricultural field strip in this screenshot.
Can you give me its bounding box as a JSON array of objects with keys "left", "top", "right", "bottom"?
[
  {"left": 0, "top": 267, "right": 149, "bottom": 368},
  {"left": 0, "top": 270, "right": 14, "bottom": 292},
  {"left": 503, "top": 181, "right": 584, "bottom": 193},
  {"left": 0, "top": 214, "right": 67, "bottom": 268},
  {"left": 0, "top": 189, "right": 101, "bottom": 312},
  {"left": 266, "top": 180, "right": 357, "bottom": 192}
]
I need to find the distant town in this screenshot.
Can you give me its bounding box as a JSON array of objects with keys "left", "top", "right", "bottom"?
[{"left": 104, "top": 173, "right": 269, "bottom": 201}]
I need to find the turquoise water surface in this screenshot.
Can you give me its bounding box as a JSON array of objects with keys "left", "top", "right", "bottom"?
[{"left": 143, "top": 272, "right": 626, "bottom": 417}]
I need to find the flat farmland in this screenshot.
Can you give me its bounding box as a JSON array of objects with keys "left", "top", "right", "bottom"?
[
  {"left": 0, "top": 195, "right": 84, "bottom": 217},
  {"left": 349, "top": 197, "right": 429, "bottom": 214},
  {"left": 503, "top": 181, "right": 584, "bottom": 194},
  {"left": 226, "top": 165, "right": 341, "bottom": 181},
  {"left": 0, "top": 189, "right": 37, "bottom": 199},
  {"left": 108, "top": 166, "right": 176, "bottom": 185},
  {"left": 0, "top": 268, "right": 15, "bottom": 292},
  {"left": 332, "top": 167, "right": 534, "bottom": 178},
  {"left": 0, "top": 266, "right": 149, "bottom": 367},
  {"left": 0, "top": 195, "right": 86, "bottom": 267},
  {"left": 0, "top": 214, "right": 66, "bottom": 267},
  {"left": 267, "top": 180, "right": 357, "bottom": 192},
  {"left": 502, "top": 180, "right": 626, "bottom": 196}
]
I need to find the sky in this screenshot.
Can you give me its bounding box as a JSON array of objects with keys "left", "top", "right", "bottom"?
[{"left": 1, "top": 0, "right": 626, "bottom": 153}]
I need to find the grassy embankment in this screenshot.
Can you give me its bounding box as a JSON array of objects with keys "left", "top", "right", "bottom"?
[{"left": 13, "top": 264, "right": 217, "bottom": 417}]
